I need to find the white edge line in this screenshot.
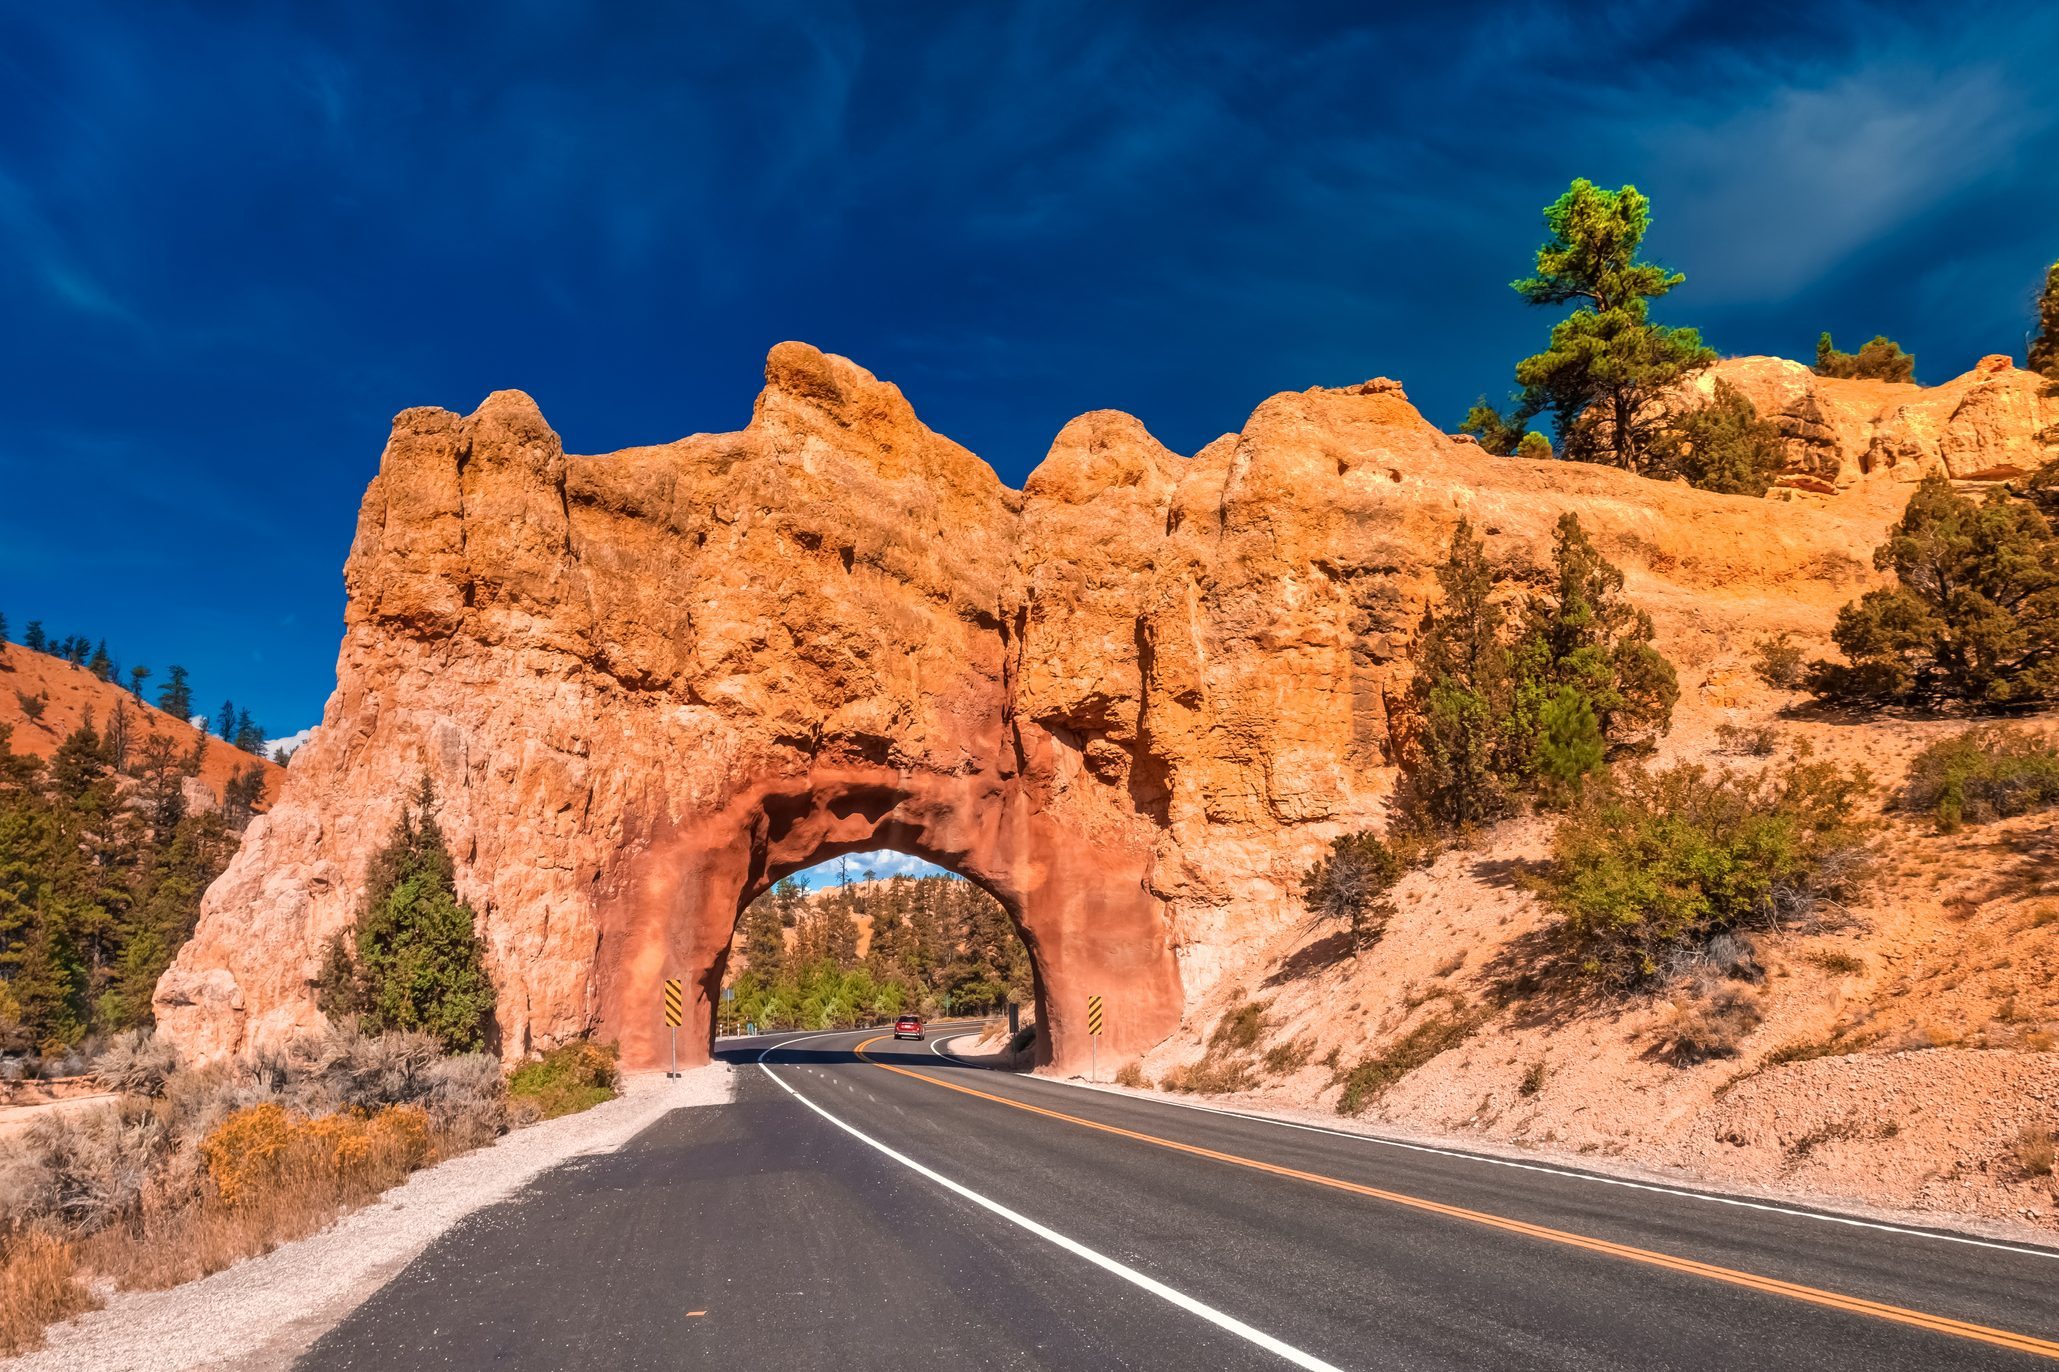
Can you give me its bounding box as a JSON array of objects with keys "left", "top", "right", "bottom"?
[
  {"left": 756, "top": 1030, "right": 1342, "bottom": 1372},
  {"left": 928, "top": 1031, "right": 2059, "bottom": 1263}
]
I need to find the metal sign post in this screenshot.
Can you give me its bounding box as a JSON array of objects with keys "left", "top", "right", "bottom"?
[
  {"left": 663, "top": 978, "right": 683, "bottom": 1079},
  {"left": 1086, "top": 994, "right": 1104, "bottom": 1082}
]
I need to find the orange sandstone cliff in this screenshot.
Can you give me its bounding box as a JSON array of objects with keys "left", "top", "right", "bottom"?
[{"left": 154, "top": 344, "right": 2057, "bottom": 1087}]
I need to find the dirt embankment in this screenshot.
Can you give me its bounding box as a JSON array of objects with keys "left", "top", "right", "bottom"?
[{"left": 1129, "top": 693, "right": 2059, "bottom": 1239}]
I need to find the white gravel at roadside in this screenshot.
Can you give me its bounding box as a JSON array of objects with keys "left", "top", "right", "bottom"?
[{"left": 5, "top": 1064, "right": 735, "bottom": 1372}]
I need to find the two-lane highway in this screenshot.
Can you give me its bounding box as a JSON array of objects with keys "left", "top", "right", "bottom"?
[{"left": 298, "top": 1026, "right": 2059, "bottom": 1370}]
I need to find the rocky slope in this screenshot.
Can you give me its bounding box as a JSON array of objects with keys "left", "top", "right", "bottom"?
[
  {"left": 1696, "top": 352, "right": 2057, "bottom": 492},
  {"left": 156, "top": 344, "right": 2056, "bottom": 1091}
]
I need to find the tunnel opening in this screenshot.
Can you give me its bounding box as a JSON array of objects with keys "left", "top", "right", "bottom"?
[
  {"left": 717, "top": 850, "right": 1040, "bottom": 1057},
  {"left": 602, "top": 766, "right": 1181, "bottom": 1075}
]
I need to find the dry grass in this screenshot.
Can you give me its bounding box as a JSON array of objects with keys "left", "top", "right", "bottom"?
[
  {"left": 1337, "top": 1006, "right": 1490, "bottom": 1115},
  {"left": 506, "top": 1041, "right": 618, "bottom": 1121},
  {"left": 1714, "top": 722, "right": 1780, "bottom": 757},
  {"left": 1662, "top": 984, "right": 1765, "bottom": 1065},
  {"left": 0, "top": 1026, "right": 527, "bottom": 1355},
  {"left": 67, "top": 1103, "right": 439, "bottom": 1298},
  {"left": 1764, "top": 1036, "right": 1858, "bottom": 1068},
  {"left": 0, "top": 1232, "right": 99, "bottom": 1356},
  {"left": 1261, "top": 1038, "right": 1314, "bottom": 1075},
  {"left": 1160, "top": 1053, "right": 1255, "bottom": 1095},
  {"left": 1112, "top": 1061, "right": 1147, "bottom": 1089},
  {"left": 1787, "top": 1116, "right": 1863, "bottom": 1161},
  {"left": 2014, "top": 1125, "right": 2056, "bottom": 1178},
  {"left": 1806, "top": 949, "right": 1865, "bottom": 976},
  {"left": 1518, "top": 1059, "right": 1549, "bottom": 1097},
  {"left": 1209, "top": 1002, "right": 1270, "bottom": 1053}
]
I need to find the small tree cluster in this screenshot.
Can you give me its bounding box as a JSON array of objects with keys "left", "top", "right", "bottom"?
[
  {"left": 0, "top": 716, "right": 231, "bottom": 1053},
  {"left": 1806, "top": 474, "right": 2059, "bottom": 708},
  {"left": 317, "top": 778, "right": 496, "bottom": 1054},
  {"left": 728, "top": 869, "right": 1031, "bottom": 1029},
  {"left": 1813, "top": 332, "right": 1916, "bottom": 383},
  {"left": 1396, "top": 513, "right": 1677, "bottom": 830}
]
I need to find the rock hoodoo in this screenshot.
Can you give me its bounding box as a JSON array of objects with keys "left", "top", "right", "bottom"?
[{"left": 155, "top": 344, "right": 2056, "bottom": 1071}]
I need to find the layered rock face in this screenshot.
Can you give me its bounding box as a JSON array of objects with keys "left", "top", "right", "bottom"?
[
  {"left": 1694, "top": 353, "right": 2058, "bottom": 492},
  {"left": 155, "top": 343, "right": 2043, "bottom": 1071}
]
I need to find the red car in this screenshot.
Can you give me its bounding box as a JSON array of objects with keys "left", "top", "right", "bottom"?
[{"left": 893, "top": 1014, "right": 924, "bottom": 1040}]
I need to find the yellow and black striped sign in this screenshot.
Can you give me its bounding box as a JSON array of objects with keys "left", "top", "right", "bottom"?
[
  {"left": 1086, "top": 994, "right": 1103, "bottom": 1036},
  {"left": 663, "top": 978, "right": 684, "bottom": 1027}
]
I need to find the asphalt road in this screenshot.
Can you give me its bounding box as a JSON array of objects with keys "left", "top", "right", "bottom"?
[{"left": 296, "top": 1025, "right": 2059, "bottom": 1370}]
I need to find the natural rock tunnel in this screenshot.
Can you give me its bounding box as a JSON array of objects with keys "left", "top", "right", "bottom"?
[{"left": 155, "top": 341, "right": 1955, "bottom": 1074}]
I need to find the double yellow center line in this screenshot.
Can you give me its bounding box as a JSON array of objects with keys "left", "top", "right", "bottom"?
[{"left": 854, "top": 1037, "right": 2059, "bottom": 1362}]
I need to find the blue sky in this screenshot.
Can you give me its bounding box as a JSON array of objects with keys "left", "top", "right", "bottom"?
[
  {"left": 3, "top": 2, "right": 2056, "bottom": 740},
  {"left": 786, "top": 851, "right": 953, "bottom": 890}
]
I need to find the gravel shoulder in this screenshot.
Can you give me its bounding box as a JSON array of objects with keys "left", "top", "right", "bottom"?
[{"left": 4, "top": 1064, "right": 734, "bottom": 1372}]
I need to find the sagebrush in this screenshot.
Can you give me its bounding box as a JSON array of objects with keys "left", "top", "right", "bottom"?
[
  {"left": 1545, "top": 753, "right": 1871, "bottom": 984},
  {"left": 1901, "top": 726, "right": 2059, "bottom": 831}
]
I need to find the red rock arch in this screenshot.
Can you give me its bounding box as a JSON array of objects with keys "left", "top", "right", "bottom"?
[{"left": 156, "top": 343, "right": 1189, "bottom": 1074}]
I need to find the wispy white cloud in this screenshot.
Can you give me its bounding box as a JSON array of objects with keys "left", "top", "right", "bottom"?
[
  {"left": 262, "top": 725, "right": 318, "bottom": 759},
  {"left": 1642, "top": 59, "right": 2046, "bottom": 304}
]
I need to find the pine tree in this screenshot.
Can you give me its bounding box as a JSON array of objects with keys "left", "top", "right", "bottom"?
[
  {"left": 739, "top": 891, "right": 786, "bottom": 979},
  {"left": 824, "top": 893, "right": 860, "bottom": 967},
  {"left": 133, "top": 734, "right": 188, "bottom": 834},
  {"left": 232, "top": 710, "right": 264, "bottom": 755},
  {"left": 128, "top": 665, "right": 151, "bottom": 701},
  {"left": 328, "top": 777, "right": 497, "bottom": 1051},
  {"left": 216, "top": 701, "right": 236, "bottom": 740},
  {"left": 1807, "top": 474, "right": 2059, "bottom": 706},
  {"left": 1489, "top": 180, "right": 1714, "bottom": 472},
  {"left": 1534, "top": 685, "right": 1605, "bottom": 795},
  {"left": 0, "top": 612, "right": 8, "bottom": 646},
  {"left": 2032, "top": 261, "right": 2059, "bottom": 381},
  {"left": 158, "top": 665, "right": 194, "bottom": 722},
  {"left": 50, "top": 714, "right": 107, "bottom": 800},
  {"left": 1459, "top": 399, "right": 1524, "bottom": 456},
  {"left": 106, "top": 699, "right": 133, "bottom": 775},
  {"left": 88, "top": 640, "right": 113, "bottom": 681},
  {"left": 1398, "top": 520, "right": 1516, "bottom": 829},
  {"left": 23, "top": 622, "right": 45, "bottom": 653},
  {"left": 770, "top": 875, "right": 806, "bottom": 928},
  {"left": 1513, "top": 513, "right": 1678, "bottom": 757},
  {"left": 221, "top": 763, "right": 266, "bottom": 829}
]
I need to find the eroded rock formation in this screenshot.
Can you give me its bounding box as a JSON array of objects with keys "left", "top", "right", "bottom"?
[
  {"left": 156, "top": 344, "right": 2052, "bottom": 1071},
  {"left": 1694, "top": 353, "right": 2058, "bottom": 492}
]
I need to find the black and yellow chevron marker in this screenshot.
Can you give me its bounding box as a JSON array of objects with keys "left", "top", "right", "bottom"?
[
  {"left": 1086, "top": 994, "right": 1103, "bottom": 1036},
  {"left": 663, "top": 977, "right": 684, "bottom": 1027}
]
